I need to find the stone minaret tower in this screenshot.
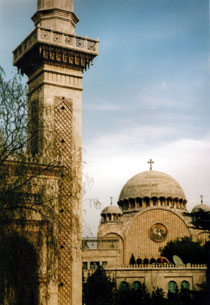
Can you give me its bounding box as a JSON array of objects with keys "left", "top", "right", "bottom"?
[{"left": 13, "top": 1, "right": 98, "bottom": 304}]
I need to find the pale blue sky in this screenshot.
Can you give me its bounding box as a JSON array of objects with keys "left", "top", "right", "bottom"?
[{"left": 1, "top": 0, "right": 210, "bottom": 234}]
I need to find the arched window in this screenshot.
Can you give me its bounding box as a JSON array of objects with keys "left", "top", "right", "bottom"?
[
  {"left": 130, "top": 198, "right": 135, "bottom": 209},
  {"left": 150, "top": 258, "right": 156, "bottom": 264},
  {"left": 181, "top": 281, "right": 190, "bottom": 290},
  {"left": 160, "top": 197, "right": 165, "bottom": 206},
  {"left": 144, "top": 197, "right": 150, "bottom": 207},
  {"left": 132, "top": 281, "right": 141, "bottom": 290},
  {"left": 119, "top": 281, "right": 129, "bottom": 290},
  {"left": 125, "top": 200, "right": 129, "bottom": 210},
  {"left": 136, "top": 258, "right": 142, "bottom": 265},
  {"left": 168, "top": 281, "right": 177, "bottom": 294},
  {"left": 152, "top": 197, "right": 158, "bottom": 206},
  {"left": 143, "top": 258, "right": 149, "bottom": 264},
  {"left": 136, "top": 197, "right": 142, "bottom": 208}
]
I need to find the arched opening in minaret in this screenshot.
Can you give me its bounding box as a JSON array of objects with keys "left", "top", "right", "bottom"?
[{"left": 0, "top": 233, "right": 39, "bottom": 305}]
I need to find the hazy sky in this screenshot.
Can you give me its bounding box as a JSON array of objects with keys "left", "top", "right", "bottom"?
[{"left": 1, "top": 0, "right": 210, "bottom": 235}]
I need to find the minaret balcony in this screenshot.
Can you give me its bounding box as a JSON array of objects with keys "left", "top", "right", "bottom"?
[{"left": 13, "top": 26, "right": 99, "bottom": 75}]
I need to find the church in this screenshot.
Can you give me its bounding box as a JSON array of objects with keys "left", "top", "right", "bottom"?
[{"left": 82, "top": 159, "right": 208, "bottom": 293}]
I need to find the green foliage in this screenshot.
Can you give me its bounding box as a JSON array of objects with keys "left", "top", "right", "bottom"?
[
  {"left": 160, "top": 237, "right": 206, "bottom": 264},
  {"left": 184, "top": 209, "right": 210, "bottom": 232},
  {"left": 113, "top": 282, "right": 150, "bottom": 305},
  {"left": 83, "top": 271, "right": 210, "bottom": 305},
  {"left": 184, "top": 209, "right": 210, "bottom": 291},
  {"left": 151, "top": 287, "right": 166, "bottom": 305},
  {"left": 83, "top": 266, "right": 115, "bottom": 305}
]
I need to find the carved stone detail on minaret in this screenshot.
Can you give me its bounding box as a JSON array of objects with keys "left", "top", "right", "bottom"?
[
  {"left": 54, "top": 97, "right": 74, "bottom": 304},
  {"left": 54, "top": 97, "right": 73, "bottom": 165}
]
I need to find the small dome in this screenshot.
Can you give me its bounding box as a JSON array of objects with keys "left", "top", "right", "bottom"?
[
  {"left": 101, "top": 205, "right": 122, "bottom": 215},
  {"left": 119, "top": 170, "right": 186, "bottom": 201},
  {"left": 192, "top": 203, "right": 210, "bottom": 213}
]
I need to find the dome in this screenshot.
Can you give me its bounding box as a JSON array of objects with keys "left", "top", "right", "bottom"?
[
  {"left": 101, "top": 205, "right": 122, "bottom": 215},
  {"left": 192, "top": 203, "right": 210, "bottom": 213},
  {"left": 119, "top": 170, "right": 186, "bottom": 201}
]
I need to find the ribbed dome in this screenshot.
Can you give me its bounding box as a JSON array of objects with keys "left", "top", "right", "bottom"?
[
  {"left": 119, "top": 170, "right": 186, "bottom": 201},
  {"left": 192, "top": 203, "right": 210, "bottom": 213},
  {"left": 101, "top": 205, "right": 122, "bottom": 215}
]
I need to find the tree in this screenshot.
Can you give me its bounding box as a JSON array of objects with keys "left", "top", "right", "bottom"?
[
  {"left": 160, "top": 237, "right": 206, "bottom": 264},
  {"left": 112, "top": 282, "right": 151, "bottom": 305},
  {"left": 0, "top": 66, "right": 60, "bottom": 230},
  {"left": 0, "top": 67, "right": 51, "bottom": 303},
  {"left": 83, "top": 266, "right": 115, "bottom": 305},
  {"left": 184, "top": 208, "right": 210, "bottom": 300},
  {"left": 151, "top": 287, "right": 166, "bottom": 305},
  {"left": 129, "top": 253, "right": 136, "bottom": 265},
  {"left": 184, "top": 209, "right": 210, "bottom": 232},
  {"left": 0, "top": 67, "right": 66, "bottom": 304},
  {"left": 0, "top": 66, "right": 27, "bottom": 162}
]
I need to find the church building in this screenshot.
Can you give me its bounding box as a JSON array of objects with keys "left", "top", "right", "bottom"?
[{"left": 82, "top": 160, "right": 208, "bottom": 293}]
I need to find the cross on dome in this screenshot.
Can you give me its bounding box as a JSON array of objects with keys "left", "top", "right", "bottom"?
[
  {"left": 110, "top": 197, "right": 113, "bottom": 205},
  {"left": 200, "top": 195, "right": 203, "bottom": 203},
  {"left": 147, "top": 159, "right": 154, "bottom": 171}
]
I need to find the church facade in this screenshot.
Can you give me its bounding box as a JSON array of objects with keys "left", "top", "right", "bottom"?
[{"left": 82, "top": 162, "right": 208, "bottom": 293}]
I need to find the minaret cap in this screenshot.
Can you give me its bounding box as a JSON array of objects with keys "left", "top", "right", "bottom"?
[
  {"left": 37, "top": 0, "right": 74, "bottom": 12},
  {"left": 33, "top": 0, "right": 79, "bottom": 34}
]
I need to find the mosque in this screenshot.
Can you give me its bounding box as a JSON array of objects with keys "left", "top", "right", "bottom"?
[{"left": 82, "top": 159, "right": 208, "bottom": 293}]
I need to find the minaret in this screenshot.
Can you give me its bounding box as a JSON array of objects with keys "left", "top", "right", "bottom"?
[{"left": 13, "top": 1, "right": 98, "bottom": 305}]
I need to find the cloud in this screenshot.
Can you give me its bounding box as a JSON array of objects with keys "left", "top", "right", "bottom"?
[
  {"left": 136, "top": 80, "right": 197, "bottom": 110},
  {"left": 84, "top": 121, "right": 199, "bottom": 155},
  {"left": 87, "top": 103, "right": 123, "bottom": 111},
  {"left": 2, "top": 0, "right": 32, "bottom": 3}
]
